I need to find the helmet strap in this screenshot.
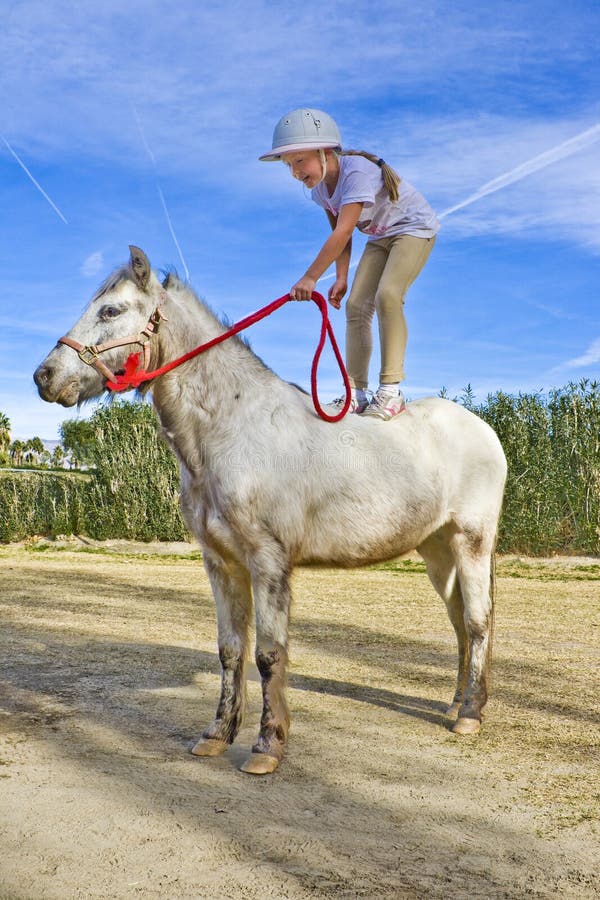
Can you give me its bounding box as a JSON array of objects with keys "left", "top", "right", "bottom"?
[{"left": 317, "top": 149, "right": 327, "bottom": 185}]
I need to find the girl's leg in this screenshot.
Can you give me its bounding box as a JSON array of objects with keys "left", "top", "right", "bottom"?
[
  {"left": 375, "top": 235, "right": 435, "bottom": 384},
  {"left": 345, "top": 241, "right": 389, "bottom": 389}
]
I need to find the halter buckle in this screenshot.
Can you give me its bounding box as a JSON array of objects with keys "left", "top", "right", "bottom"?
[
  {"left": 151, "top": 307, "right": 168, "bottom": 327},
  {"left": 140, "top": 308, "right": 168, "bottom": 342},
  {"left": 78, "top": 346, "right": 100, "bottom": 365}
]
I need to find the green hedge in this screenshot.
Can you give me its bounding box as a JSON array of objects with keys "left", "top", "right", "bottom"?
[
  {"left": 0, "top": 469, "right": 90, "bottom": 541},
  {"left": 2, "top": 385, "right": 599, "bottom": 554},
  {"left": 84, "top": 402, "right": 188, "bottom": 541},
  {"left": 0, "top": 401, "right": 188, "bottom": 543},
  {"left": 474, "top": 381, "right": 600, "bottom": 554}
]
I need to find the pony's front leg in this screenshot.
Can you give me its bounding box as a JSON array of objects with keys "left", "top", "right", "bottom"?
[
  {"left": 240, "top": 558, "right": 292, "bottom": 775},
  {"left": 191, "top": 552, "right": 252, "bottom": 758}
]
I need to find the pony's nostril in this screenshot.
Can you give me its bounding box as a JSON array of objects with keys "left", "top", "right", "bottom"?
[{"left": 34, "top": 364, "right": 50, "bottom": 387}]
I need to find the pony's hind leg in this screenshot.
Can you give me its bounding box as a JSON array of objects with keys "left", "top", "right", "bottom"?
[
  {"left": 418, "top": 531, "right": 469, "bottom": 719},
  {"left": 240, "top": 549, "right": 292, "bottom": 775},
  {"left": 191, "top": 552, "right": 252, "bottom": 758},
  {"left": 451, "top": 527, "right": 496, "bottom": 735}
]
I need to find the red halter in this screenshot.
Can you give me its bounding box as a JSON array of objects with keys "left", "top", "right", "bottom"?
[
  {"left": 58, "top": 292, "right": 351, "bottom": 423},
  {"left": 58, "top": 307, "right": 168, "bottom": 385}
]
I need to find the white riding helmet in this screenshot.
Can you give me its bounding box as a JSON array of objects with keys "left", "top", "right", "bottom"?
[{"left": 259, "top": 108, "right": 342, "bottom": 161}]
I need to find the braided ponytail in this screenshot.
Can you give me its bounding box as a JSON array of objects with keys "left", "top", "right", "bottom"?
[{"left": 340, "top": 150, "right": 401, "bottom": 202}]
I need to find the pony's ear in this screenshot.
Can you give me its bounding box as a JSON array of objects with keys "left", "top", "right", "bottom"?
[{"left": 129, "top": 245, "right": 151, "bottom": 290}]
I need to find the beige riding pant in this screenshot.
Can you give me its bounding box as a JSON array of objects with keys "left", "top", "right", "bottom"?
[{"left": 345, "top": 233, "right": 435, "bottom": 389}]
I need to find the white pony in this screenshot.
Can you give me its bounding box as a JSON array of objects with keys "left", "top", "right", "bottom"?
[{"left": 35, "top": 247, "right": 507, "bottom": 775}]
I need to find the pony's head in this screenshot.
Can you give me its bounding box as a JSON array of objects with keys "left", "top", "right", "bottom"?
[{"left": 34, "top": 246, "right": 163, "bottom": 407}]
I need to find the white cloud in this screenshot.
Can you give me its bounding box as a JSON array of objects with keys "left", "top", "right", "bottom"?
[
  {"left": 1, "top": 392, "right": 92, "bottom": 441},
  {"left": 1, "top": 3, "right": 596, "bottom": 180},
  {"left": 1, "top": 0, "right": 598, "bottom": 421},
  {"left": 2, "top": 3, "right": 598, "bottom": 257},
  {"left": 562, "top": 338, "right": 600, "bottom": 369},
  {"left": 81, "top": 250, "right": 105, "bottom": 278},
  {"left": 393, "top": 114, "right": 600, "bottom": 252},
  {"left": 0, "top": 316, "right": 67, "bottom": 336},
  {"left": 438, "top": 123, "right": 600, "bottom": 219}
]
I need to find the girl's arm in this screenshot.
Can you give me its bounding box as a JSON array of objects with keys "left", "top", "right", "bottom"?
[
  {"left": 326, "top": 210, "right": 352, "bottom": 309},
  {"left": 289, "top": 202, "right": 363, "bottom": 302}
]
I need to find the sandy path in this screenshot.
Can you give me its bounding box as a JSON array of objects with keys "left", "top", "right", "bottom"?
[{"left": 0, "top": 545, "right": 598, "bottom": 898}]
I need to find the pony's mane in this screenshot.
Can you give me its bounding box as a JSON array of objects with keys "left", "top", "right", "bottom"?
[
  {"left": 162, "top": 270, "right": 236, "bottom": 331},
  {"left": 91, "top": 265, "right": 134, "bottom": 302},
  {"left": 88, "top": 265, "right": 275, "bottom": 378},
  {"left": 92, "top": 266, "right": 237, "bottom": 335},
  {"left": 161, "top": 271, "right": 275, "bottom": 375}
]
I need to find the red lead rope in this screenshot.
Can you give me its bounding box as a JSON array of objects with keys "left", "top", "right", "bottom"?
[{"left": 106, "top": 291, "right": 351, "bottom": 423}]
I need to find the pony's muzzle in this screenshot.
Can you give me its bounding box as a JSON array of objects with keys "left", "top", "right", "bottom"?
[{"left": 34, "top": 359, "right": 80, "bottom": 407}]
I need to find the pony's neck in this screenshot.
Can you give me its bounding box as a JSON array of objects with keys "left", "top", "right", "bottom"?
[
  {"left": 149, "top": 277, "right": 278, "bottom": 466},
  {"left": 157, "top": 278, "right": 272, "bottom": 386}
]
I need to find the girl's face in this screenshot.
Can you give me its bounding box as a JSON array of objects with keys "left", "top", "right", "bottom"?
[{"left": 281, "top": 150, "right": 324, "bottom": 189}]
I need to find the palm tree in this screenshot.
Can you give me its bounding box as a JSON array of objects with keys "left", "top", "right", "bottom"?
[
  {"left": 30, "top": 436, "right": 45, "bottom": 459},
  {"left": 9, "top": 439, "right": 24, "bottom": 466},
  {"left": 21, "top": 437, "right": 45, "bottom": 467},
  {"left": 0, "top": 412, "right": 10, "bottom": 465},
  {"left": 51, "top": 445, "right": 65, "bottom": 469}
]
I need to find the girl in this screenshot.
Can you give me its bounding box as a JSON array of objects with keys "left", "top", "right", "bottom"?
[{"left": 260, "top": 107, "right": 439, "bottom": 420}]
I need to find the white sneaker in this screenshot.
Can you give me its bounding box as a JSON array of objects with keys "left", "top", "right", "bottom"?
[
  {"left": 362, "top": 388, "right": 406, "bottom": 420},
  {"left": 326, "top": 394, "right": 369, "bottom": 414}
]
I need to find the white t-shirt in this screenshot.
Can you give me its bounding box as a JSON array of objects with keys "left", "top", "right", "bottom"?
[{"left": 311, "top": 154, "right": 440, "bottom": 240}]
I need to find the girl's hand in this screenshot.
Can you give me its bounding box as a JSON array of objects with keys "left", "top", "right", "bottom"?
[
  {"left": 289, "top": 275, "right": 316, "bottom": 301},
  {"left": 328, "top": 278, "right": 347, "bottom": 309}
]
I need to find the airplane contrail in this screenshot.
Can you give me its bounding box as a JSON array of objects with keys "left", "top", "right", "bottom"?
[
  {"left": 438, "top": 122, "right": 600, "bottom": 219},
  {"left": 133, "top": 107, "right": 190, "bottom": 281},
  {"left": 2, "top": 135, "right": 68, "bottom": 224},
  {"left": 320, "top": 122, "right": 600, "bottom": 282},
  {"left": 156, "top": 184, "right": 191, "bottom": 283}
]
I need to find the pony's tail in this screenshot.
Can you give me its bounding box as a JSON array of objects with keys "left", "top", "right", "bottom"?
[
  {"left": 486, "top": 535, "right": 498, "bottom": 691},
  {"left": 340, "top": 149, "right": 401, "bottom": 202}
]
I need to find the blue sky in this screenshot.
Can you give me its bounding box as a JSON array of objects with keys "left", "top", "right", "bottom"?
[{"left": 1, "top": 0, "right": 599, "bottom": 439}]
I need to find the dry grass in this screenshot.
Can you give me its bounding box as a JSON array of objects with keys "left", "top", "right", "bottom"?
[{"left": 0, "top": 543, "right": 598, "bottom": 898}]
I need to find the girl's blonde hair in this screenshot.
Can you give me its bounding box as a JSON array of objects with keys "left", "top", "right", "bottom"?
[{"left": 340, "top": 150, "right": 401, "bottom": 202}]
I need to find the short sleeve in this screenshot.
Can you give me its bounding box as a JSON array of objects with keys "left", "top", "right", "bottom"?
[{"left": 338, "top": 167, "right": 375, "bottom": 208}]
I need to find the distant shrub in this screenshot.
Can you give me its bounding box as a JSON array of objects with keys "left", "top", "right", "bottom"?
[
  {"left": 0, "top": 469, "right": 89, "bottom": 542},
  {"left": 84, "top": 401, "right": 188, "bottom": 541},
  {"left": 474, "top": 380, "right": 600, "bottom": 555},
  {"left": 3, "top": 385, "right": 599, "bottom": 555},
  {"left": 547, "top": 382, "right": 600, "bottom": 553}
]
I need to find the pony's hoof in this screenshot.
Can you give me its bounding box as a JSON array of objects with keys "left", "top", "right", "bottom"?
[
  {"left": 190, "top": 738, "right": 228, "bottom": 757},
  {"left": 446, "top": 701, "right": 461, "bottom": 718},
  {"left": 452, "top": 717, "right": 481, "bottom": 735},
  {"left": 239, "top": 753, "right": 280, "bottom": 775}
]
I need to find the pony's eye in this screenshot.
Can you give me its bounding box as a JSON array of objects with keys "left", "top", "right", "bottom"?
[{"left": 99, "top": 305, "right": 122, "bottom": 320}]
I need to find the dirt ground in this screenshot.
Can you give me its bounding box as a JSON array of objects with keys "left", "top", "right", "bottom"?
[{"left": 0, "top": 539, "right": 598, "bottom": 899}]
